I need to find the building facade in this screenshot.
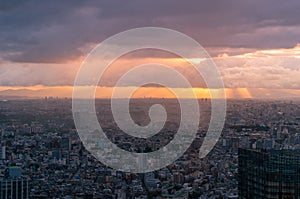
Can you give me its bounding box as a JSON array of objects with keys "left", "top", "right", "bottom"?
[
  {"left": 0, "top": 177, "right": 29, "bottom": 199},
  {"left": 0, "top": 167, "right": 29, "bottom": 199},
  {"left": 238, "top": 148, "right": 300, "bottom": 199}
]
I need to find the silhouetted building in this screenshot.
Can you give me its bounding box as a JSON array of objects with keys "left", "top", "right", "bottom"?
[{"left": 238, "top": 148, "right": 300, "bottom": 199}]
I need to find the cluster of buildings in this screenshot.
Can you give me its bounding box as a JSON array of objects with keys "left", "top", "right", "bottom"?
[{"left": 0, "top": 98, "right": 298, "bottom": 198}]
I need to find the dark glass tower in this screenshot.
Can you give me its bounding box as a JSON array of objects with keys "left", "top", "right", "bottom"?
[{"left": 238, "top": 148, "right": 300, "bottom": 199}]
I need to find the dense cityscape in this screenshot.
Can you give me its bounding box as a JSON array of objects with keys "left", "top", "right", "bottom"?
[
  {"left": 0, "top": 98, "right": 299, "bottom": 198},
  {"left": 1, "top": 0, "right": 300, "bottom": 198}
]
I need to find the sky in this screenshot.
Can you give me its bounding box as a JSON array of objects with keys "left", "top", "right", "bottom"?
[{"left": 0, "top": 0, "right": 299, "bottom": 98}]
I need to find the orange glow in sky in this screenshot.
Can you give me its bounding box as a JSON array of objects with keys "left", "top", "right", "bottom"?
[{"left": 0, "top": 86, "right": 299, "bottom": 99}]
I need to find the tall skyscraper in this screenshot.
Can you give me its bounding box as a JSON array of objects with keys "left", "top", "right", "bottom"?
[{"left": 238, "top": 148, "right": 300, "bottom": 199}]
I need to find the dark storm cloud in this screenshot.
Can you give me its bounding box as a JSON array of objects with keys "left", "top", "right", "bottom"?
[{"left": 0, "top": 0, "right": 300, "bottom": 63}]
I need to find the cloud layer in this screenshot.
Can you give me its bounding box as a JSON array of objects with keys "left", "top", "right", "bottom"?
[
  {"left": 1, "top": 0, "right": 300, "bottom": 63},
  {"left": 0, "top": 0, "right": 299, "bottom": 92},
  {"left": 0, "top": 45, "right": 299, "bottom": 89}
]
